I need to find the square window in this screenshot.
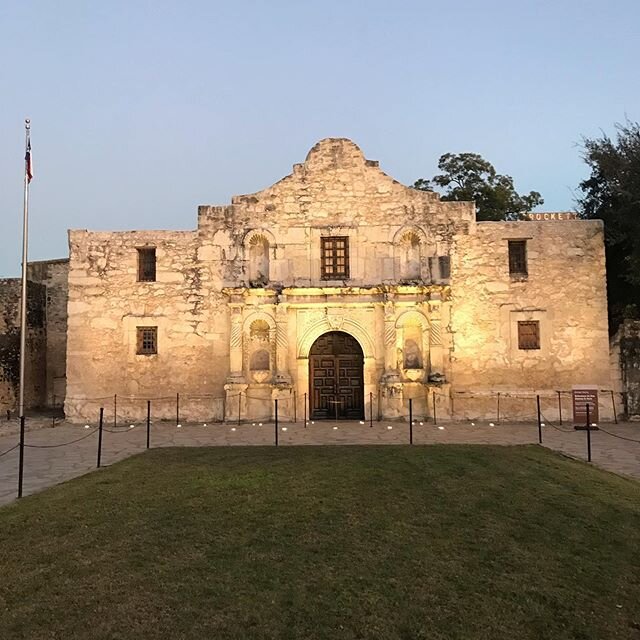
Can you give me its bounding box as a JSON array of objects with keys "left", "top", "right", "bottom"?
[
  {"left": 137, "top": 248, "right": 156, "bottom": 282},
  {"left": 438, "top": 255, "right": 451, "bottom": 280},
  {"left": 518, "top": 321, "right": 540, "bottom": 350},
  {"left": 136, "top": 326, "right": 158, "bottom": 355},
  {"left": 508, "top": 240, "right": 527, "bottom": 277},
  {"left": 321, "top": 237, "right": 350, "bottom": 279}
]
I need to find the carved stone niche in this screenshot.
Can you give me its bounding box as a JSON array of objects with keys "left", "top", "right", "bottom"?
[{"left": 247, "top": 319, "right": 273, "bottom": 383}]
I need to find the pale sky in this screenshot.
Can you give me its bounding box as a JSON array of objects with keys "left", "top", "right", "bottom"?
[{"left": 1, "top": 0, "right": 638, "bottom": 276}]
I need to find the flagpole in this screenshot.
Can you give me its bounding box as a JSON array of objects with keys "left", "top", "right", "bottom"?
[{"left": 18, "top": 119, "right": 31, "bottom": 419}]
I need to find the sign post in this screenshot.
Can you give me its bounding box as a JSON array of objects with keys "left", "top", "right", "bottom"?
[{"left": 572, "top": 386, "right": 599, "bottom": 430}]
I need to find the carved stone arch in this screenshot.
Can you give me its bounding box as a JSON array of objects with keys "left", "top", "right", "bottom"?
[
  {"left": 392, "top": 225, "right": 427, "bottom": 245},
  {"left": 395, "top": 310, "right": 429, "bottom": 330},
  {"left": 242, "top": 311, "right": 276, "bottom": 334},
  {"left": 297, "top": 317, "right": 375, "bottom": 359},
  {"left": 243, "top": 228, "right": 277, "bottom": 249}
]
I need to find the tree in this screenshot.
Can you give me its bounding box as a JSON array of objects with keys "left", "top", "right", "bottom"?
[
  {"left": 578, "top": 121, "right": 640, "bottom": 331},
  {"left": 413, "top": 152, "right": 543, "bottom": 221}
]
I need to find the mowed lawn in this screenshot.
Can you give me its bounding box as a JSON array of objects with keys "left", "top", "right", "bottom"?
[{"left": 0, "top": 446, "right": 639, "bottom": 640}]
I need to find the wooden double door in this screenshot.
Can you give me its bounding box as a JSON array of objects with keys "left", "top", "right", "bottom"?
[{"left": 310, "top": 331, "right": 364, "bottom": 420}]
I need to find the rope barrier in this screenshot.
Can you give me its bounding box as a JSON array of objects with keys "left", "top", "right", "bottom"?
[
  {"left": 596, "top": 425, "right": 640, "bottom": 444},
  {"left": 24, "top": 428, "right": 99, "bottom": 449},
  {"left": 540, "top": 412, "right": 575, "bottom": 433},
  {"left": 0, "top": 443, "right": 19, "bottom": 458}
]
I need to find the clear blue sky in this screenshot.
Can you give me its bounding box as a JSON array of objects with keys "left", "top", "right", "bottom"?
[{"left": 1, "top": 0, "right": 638, "bottom": 276}]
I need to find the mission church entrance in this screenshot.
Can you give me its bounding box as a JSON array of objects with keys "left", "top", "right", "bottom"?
[{"left": 309, "top": 331, "right": 364, "bottom": 420}]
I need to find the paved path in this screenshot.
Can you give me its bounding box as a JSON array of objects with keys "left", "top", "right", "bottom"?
[{"left": 1, "top": 418, "right": 639, "bottom": 506}]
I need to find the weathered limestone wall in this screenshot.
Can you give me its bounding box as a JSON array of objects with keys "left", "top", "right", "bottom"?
[
  {"left": 28, "top": 259, "right": 69, "bottom": 407},
  {"left": 64, "top": 138, "right": 612, "bottom": 423},
  {"left": 449, "top": 220, "right": 612, "bottom": 419},
  {"left": 611, "top": 320, "right": 640, "bottom": 419},
  {"left": 65, "top": 230, "right": 230, "bottom": 421},
  {"left": 0, "top": 279, "right": 47, "bottom": 413}
]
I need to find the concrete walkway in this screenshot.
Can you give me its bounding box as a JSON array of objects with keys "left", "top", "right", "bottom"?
[{"left": 1, "top": 418, "right": 639, "bottom": 506}]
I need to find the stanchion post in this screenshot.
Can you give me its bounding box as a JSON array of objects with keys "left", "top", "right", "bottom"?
[
  {"left": 409, "top": 398, "right": 413, "bottom": 445},
  {"left": 17, "top": 416, "right": 25, "bottom": 498},
  {"left": 176, "top": 393, "right": 180, "bottom": 426},
  {"left": 611, "top": 390, "right": 618, "bottom": 424},
  {"left": 433, "top": 392, "right": 437, "bottom": 425},
  {"left": 369, "top": 392, "right": 373, "bottom": 428},
  {"left": 237, "top": 392, "right": 241, "bottom": 426},
  {"left": 557, "top": 390, "right": 562, "bottom": 425},
  {"left": 536, "top": 395, "right": 542, "bottom": 444},
  {"left": 304, "top": 392, "right": 307, "bottom": 428},
  {"left": 586, "top": 403, "right": 592, "bottom": 462},
  {"left": 97, "top": 407, "right": 104, "bottom": 468},
  {"left": 275, "top": 398, "right": 279, "bottom": 447},
  {"left": 114, "top": 394, "right": 117, "bottom": 428},
  {"left": 497, "top": 392, "right": 501, "bottom": 425},
  {"left": 146, "top": 400, "right": 151, "bottom": 449},
  {"left": 293, "top": 391, "right": 297, "bottom": 424}
]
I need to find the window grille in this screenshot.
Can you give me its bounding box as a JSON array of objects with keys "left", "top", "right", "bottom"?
[
  {"left": 518, "top": 321, "right": 540, "bottom": 350},
  {"left": 508, "top": 241, "right": 527, "bottom": 276},
  {"left": 137, "top": 326, "right": 158, "bottom": 355},
  {"left": 321, "top": 237, "right": 349, "bottom": 279},
  {"left": 137, "top": 248, "right": 156, "bottom": 282}
]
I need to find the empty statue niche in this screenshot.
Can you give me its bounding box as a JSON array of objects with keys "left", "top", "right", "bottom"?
[
  {"left": 247, "top": 234, "right": 270, "bottom": 286},
  {"left": 396, "top": 229, "right": 423, "bottom": 282},
  {"left": 396, "top": 311, "right": 429, "bottom": 382},
  {"left": 248, "top": 319, "right": 272, "bottom": 382}
]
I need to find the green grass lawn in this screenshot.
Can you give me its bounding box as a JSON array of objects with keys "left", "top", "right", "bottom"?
[{"left": 0, "top": 445, "right": 639, "bottom": 640}]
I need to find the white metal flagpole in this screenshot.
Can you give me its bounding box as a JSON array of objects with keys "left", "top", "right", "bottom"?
[{"left": 18, "top": 119, "right": 32, "bottom": 419}]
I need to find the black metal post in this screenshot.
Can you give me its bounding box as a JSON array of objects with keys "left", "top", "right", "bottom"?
[
  {"left": 114, "top": 394, "right": 117, "bottom": 428},
  {"left": 304, "top": 392, "right": 307, "bottom": 428},
  {"left": 536, "top": 395, "right": 542, "bottom": 444},
  {"left": 176, "top": 393, "right": 180, "bottom": 426},
  {"left": 433, "top": 392, "right": 437, "bottom": 425},
  {"left": 369, "top": 392, "right": 373, "bottom": 428},
  {"left": 275, "top": 398, "right": 279, "bottom": 447},
  {"left": 409, "top": 398, "right": 413, "bottom": 445},
  {"left": 97, "top": 407, "right": 104, "bottom": 468},
  {"left": 335, "top": 398, "right": 338, "bottom": 423},
  {"left": 557, "top": 390, "right": 562, "bottom": 425},
  {"left": 293, "top": 391, "right": 297, "bottom": 424},
  {"left": 497, "top": 392, "right": 501, "bottom": 425},
  {"left": 17, "top": 416, "right": 25, "bottom": 498},
  {"left": 237, "top": 392, "right": 241, "bottom": 426},
  {"left": 586, "top": 403, "right": 592, "bottom": 462},
  {"left": 378, "top": 387, "right": 382, "bottom": 421},
  {"left": 611, "top": 390, "right": 618, "bottom": 424},
  {"left": 146, "top": 400, "right": 151, "bottom": 449}
]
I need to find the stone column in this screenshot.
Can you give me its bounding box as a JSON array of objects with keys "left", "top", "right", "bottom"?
[
  {"left": 382, "top": 301, "right": 399, "bottom": 381},
  {"left": 228, "top": 306, "right": 244, "bottom": 382},
  {"left": 428, "top": 299, "right": 443, "bottom": 375},
  {"left": 275, "top": 304, "right": 291, "bottom": 384}
]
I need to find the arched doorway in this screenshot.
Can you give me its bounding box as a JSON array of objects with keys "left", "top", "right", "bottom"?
[{"left": 309, "top": 331, "right": 364, "bottom": 419}]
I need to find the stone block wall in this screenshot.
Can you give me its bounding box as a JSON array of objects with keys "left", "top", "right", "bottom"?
[
  {"left": 611, "top": 320, "right": 640, "bottom": 419},
  {"left": 449, "top": 220, "right": 612, "bottom": 419}
]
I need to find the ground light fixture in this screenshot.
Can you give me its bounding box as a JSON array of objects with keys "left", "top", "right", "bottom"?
[
  {"left": 387, "top": 425, "right": 392, "bottom": 430},
  {"left": 438, "top": 426, "right": 445, "bottom": 430},
  {"left": 84, "top": 425, "right": 90, "bottom": 429},
  {"left": 177, "top": 424, "right": 182, "bottom": 428}
]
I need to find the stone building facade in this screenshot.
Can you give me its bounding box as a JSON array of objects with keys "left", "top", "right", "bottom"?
[{"left": 60, "top": 138, "right": 613, "bottom": 422}]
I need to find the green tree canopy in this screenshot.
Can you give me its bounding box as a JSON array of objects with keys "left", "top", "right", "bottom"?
[
  {"left": 578, "top": 121, "right": 640, "bottom": 330},
  {"left": 413, "top": 152, "right": 543, "bottom": 221}
]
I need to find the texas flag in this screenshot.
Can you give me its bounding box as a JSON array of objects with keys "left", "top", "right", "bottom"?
[{"left": 25, "top": 137, "right": 33, "bottom": 183}]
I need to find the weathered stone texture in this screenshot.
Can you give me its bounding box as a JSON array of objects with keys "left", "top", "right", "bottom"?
[
  {"left": 611, "top": 320, "right": 640, "bottom": 419},
  {"left": 63, "top": 138, "right": 612, "bottom": 422},
  {"left": 0, "top": 279, "right": 47, "bottom": 412}
]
